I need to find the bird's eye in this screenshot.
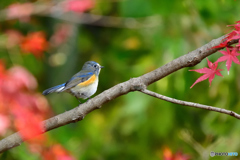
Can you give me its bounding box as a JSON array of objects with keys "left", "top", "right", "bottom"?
[{"left": 94, "top": 64, "right": 97, "bottom": 68}]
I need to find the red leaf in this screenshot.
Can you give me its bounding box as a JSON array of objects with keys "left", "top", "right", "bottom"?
[
  {"left": 190, "top": 58, "right": 223, "bottom": 88},
  {"left": 50, "top": 24, "right": 73, "bottom": 47},
  {"left": 12, "top": 103, "right": 45, "bottom": 140},
  {"left": 0, "top": 63, "right": 49, "bottom": 140},
  {"left": 229, "top": 31, "right": 240, "bottom": 40},
  {"left": 211, "top": 39, "right": 229, "bottom": 49},
  {"left": 21, "top": 32, "right": 48, "bottom": 58},
  {"left": 5, "top": 30, "right": 23, "bottom": 48},
  {"left": 228, "top": 21, "right": 240, "bottom": 31},
  {"left": 9, "top": 66, "right": 37, "bottom": 90},
  {"left": 216, "top": 47, "right": 240, "bottom": 73},
  {"left": 212, "top": 21, "right": 240, "bottom": 49},
  {"left": 163, "top": 147, "right": 191, "bottom": 160},
  {"left": 236, "top": 39, "right": 240, "bottom": 48},
  {"left": 64, "top": 0, "right": 94, "bottom": 13},
  {"left": 0, "top": 63, "right": 74, "bottom": 159},
  {"left": 0, "top": 114, "right": 10, "bottom": 136},
  {"left": 42, "top": 144, "right": 75, "bottom": 160},
  {"left": 7, "top": 3, "right": 33, "bottom": 22}
]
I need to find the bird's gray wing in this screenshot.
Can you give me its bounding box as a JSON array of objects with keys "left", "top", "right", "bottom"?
[{"left": 61, "top": 71, "right": 94, "bottom": 91}]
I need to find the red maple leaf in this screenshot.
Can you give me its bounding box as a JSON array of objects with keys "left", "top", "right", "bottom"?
[
  {"left": 211, "top": 31, "right": 239, "bottom": 49},
  {"left": 236, "top": 39, "right": 240, "bottom": 48},
  {"left": 21, "top": 32, "right": 48, "bottom": 58},
  {"left": 163, "top": 147, "right": 191, "bottom": 160},
  {"left": 64, "top": 0, "right": 94, "bottom": 13},
  {"left": 0, "top": 63, "right": 48, "bottom": 140},
  {"left": 228, "top": 21, "right": 240, "bottom": 31},
  {"left": 50, "top": 24, "right": 73, "bottom": 47},
  {"left": 211, "top": 40, "right": 228, "bottom": 49},
  {"left": 0, "top": 62, "right": 74, "bottom": 159},
  {"left": 212, "top": 21, "right": 240, "bottom": 49},
  {"left": 0, "top": 114, "right": 10, "bottom": 136},
  {"left": 42, "top": 144, "right": 75, "bottom": 160},
  {"left": 7, "top": 3, "right": 33, "bottom": 22},
  {"left": 9, "top": 66, "right": 38, "bottom": 91},
  {"left": 216, "top": 47, "right": 240, "bottom": 73},
  {"left": 5, "top": 30, "right": 23, "bottom": 49},
  {"left": 11, "top": 103, "right": 45, "bottom": 140},
  {"left": 190, "top": 58, "right": 223, "bottom": 88}
]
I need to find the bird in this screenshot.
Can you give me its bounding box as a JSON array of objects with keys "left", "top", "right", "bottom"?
[{"left": 42, "top": 61, "right": 103, "bottom": 102}]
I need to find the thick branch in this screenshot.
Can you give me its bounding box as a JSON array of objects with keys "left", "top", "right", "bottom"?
[
  {"left": 0, "top": 35, "right": 238, "bottom": 153},
  {"left": 140, "top": 89, "right": 240, "bottom": 119}
]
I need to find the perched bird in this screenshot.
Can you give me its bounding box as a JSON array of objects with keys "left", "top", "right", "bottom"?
[{"left": 42, "top": 61, "right": 103, "bottom": 102}]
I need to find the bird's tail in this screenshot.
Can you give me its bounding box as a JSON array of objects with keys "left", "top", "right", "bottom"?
[{"left": 42, "top": 83, "right": 66, "bottom": 95}]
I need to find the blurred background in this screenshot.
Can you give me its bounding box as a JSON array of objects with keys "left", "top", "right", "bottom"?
[{"left": 0, "top": 0, "right": 240, "bottom": 160}]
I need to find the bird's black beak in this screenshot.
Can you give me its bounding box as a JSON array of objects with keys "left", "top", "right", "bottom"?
[{"left": 100, "top": 66, "right": 104, "bottom": 68}]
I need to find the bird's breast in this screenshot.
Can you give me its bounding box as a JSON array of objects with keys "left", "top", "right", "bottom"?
[
  {"left": 78, "top": 74, "right": 97, "bottom": 87},
  {"left": 69, "top": 76, "right": 99, "bottom": 99}
]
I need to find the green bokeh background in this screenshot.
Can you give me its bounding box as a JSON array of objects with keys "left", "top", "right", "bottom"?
[{"left": 1, "top": 0, "right": 240, "bottom": 160}]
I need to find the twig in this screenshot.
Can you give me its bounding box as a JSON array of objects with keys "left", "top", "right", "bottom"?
[
  {"left": 140, "top": 89, "right": 240, "bottom": 119},
  {"left": 0, "top": 35, "right": 238, "bottom": 153}
]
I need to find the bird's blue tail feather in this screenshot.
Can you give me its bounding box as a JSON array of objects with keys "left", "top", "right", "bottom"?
[{"left": 42, "top": 83, "right": 66, "bottom": 95}]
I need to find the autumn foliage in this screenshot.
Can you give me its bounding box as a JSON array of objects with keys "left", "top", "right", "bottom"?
[
  {"left": 0, "top": 0, "right": 98, "bottom": 158},
  {"left": 64, "top": 0, "right": 95, "bottom": 13},
  {"left": 190, "top": 21, "right": 240, "bottom": 88},
  {"left": 0, "top": 61, "right": 74, "bottom": 159},
  {"left": 5, "top": 30, "right": 47, "bottom": 58},
  {"left": 0, "top": 0, "right": 239, "bottom": 159},
  {"left": 163, "top": 147, "right": 191, "bottom": 160},
  {"left": 190, "top": 58, "right": 223, "bottom": 88},
  {"left": 21, "top": 32, "right": 48, "bottom": 58}
]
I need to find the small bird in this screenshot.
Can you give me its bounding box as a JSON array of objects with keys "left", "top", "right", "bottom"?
[{"left": 42, "top": 61, "right": 103, "bottom": 102}]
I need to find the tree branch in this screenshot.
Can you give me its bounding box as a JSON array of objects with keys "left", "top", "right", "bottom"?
[
  {"left": 140, "top": 89, "right": 240, "bottom": 119},
  {"left": 0, "top": 35, "right": 238, "bottom": 153},
  {"left": 0, "top": 3, "right": 161, "bottom": 29}
]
